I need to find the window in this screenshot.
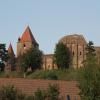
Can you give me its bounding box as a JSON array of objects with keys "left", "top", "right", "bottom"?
[
  {"left": 23, "top": 44, "right": 26, "bottom": 47},
  {"left": 23, "top": 44, "right": 26, "bottom": 50},
  {"left": 80, "top": 51, "right": 82, "bottom": 55},
  {"left": 73, "top": 51, "right": 74, "bottom": 56},
  {"left": 66, "top": 95, "right": 70, "bottom": 100}
]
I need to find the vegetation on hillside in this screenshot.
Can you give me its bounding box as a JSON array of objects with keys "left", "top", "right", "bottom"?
[
  {"left": 78, "top": 41, "right": 100, "bottom": 100},
  {"left": 0, "top": 84, "right": 61, "bottom": 100},
  {"left": 0, "top": 85, "right": 29, "bottom": 100},
  {"left": 0, "top": 68, "right": 81, "bottom": 81},
  {"left": 34, "top": 84, "right": 60, "bottom": 100}
]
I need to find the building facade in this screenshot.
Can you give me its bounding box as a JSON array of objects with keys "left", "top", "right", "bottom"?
[
  {"left": 59, "top": 34, "right": 87, "bottom": 68},
  {"left": 7, "top": 26, "right": 100, "bottom": 71}
]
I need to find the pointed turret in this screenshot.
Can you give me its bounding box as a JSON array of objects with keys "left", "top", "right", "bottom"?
[
  {"left": 20, "top": 26, "right": 38, "bottom": 45},
  {"left": 8, "top": 43, "right": 15, "bottom": 56},
  {"left": 6, "top": 43, "right": 15, "bottom": 72},
  {"left": 17, "top": 26, "right": 39, "bottom": 57}
]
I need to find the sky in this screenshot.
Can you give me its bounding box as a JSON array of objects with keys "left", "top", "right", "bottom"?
[{"left": 0, "top": 0, "right": 100, "bottom": 55}]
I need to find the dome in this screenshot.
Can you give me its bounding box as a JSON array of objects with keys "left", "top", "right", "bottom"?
[{"left": 59, "top": 34, "right": 87, "bottom": 45}]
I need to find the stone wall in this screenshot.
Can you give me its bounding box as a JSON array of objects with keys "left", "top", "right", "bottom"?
[{"left": 0, "top": 78, "right": 80, "bottom": 100}]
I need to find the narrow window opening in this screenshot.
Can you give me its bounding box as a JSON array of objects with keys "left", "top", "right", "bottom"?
[
  {"left": 24, "top": 44, "right": 26, "bottom": 47},
  {"left": 24, "top": 44, "right": 26, "bottom": 50},
  {"left": 66, "top": 95, "right": 70, "bottom": 100},
  {"left": 80, "top": 51, "right": 82, "bottom": 55},
  {"left": 73, "top": 51, "right": 74, "bottom": 56}
]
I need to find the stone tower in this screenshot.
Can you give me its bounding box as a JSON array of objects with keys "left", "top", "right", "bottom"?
[
  {"left": 17, "top": 26, "right": 39, "bottom": 57},
  {"left": 5, "top": 43, "right": 15, "bottom": 71},
  {"left": 59, "top": 34, "right": 87, "bottom": 68},
  {"left": 8, "top": 43, "right": 15, "bottom": 57}
]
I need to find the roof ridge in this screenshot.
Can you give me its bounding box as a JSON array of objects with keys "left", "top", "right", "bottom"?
[{"left": 20, "top": 26, "right": 38, "bottom": 44}]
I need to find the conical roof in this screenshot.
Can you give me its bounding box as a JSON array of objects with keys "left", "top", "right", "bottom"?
[
  {"left": 8, "top": 43, "right": 15, "bottom": 56},
  {"left": 20, "top": 26, "right": 38, "bottom": 45}
]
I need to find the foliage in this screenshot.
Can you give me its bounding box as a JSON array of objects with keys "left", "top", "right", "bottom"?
[
  {"left": 26, "top": 69, "right": 79, "bottom": 80},
  {"left": 0, "top": 44, "right": 8, "bottom": 71},
  {"left": 47, "top": 84, "right": 60, "bottom": 100},
  {"left": 86, "top": 41, "right": 95, "bottom": 56},
  {"left": 0, "top": 84, "right": 60, "bottom": 100},
  {"left": 34, "top": 84, "right": 60, "bottom": 100},
  {"left": 19, "top": 47, "right": 43, "bottom": 72},
  {"left": 0, "top": 85, "right": 27, "bottom": 100},
  {"left": 34, "top": 89, "right": 46, "bottom": 100},
  {"left": 78, "top": 41, "right": 100, "bottom": 100},
  {"left": 0, "top": 68, "right": 80, "bottom": 80},
  {"left": 42, "top": 70, "right": 58, "bottom": 80},
  {"left": 54, "top": 43, "right": 70, "bottom": 69}
]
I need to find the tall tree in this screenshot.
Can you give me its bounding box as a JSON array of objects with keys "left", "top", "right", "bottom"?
[
  {"left": 54, "top": 43, "right": 70, "bottom": 69},
  {"left": 79, "top": 41, "right": 100, "bottom": 100},
  {"left": 0, "top": 44, "right": 8, "bottom": 71},
  {"left": 86, "top": 41, "right": 96, "bottom": 60},
  {"left": 20, "top": 47, "right": 43, "bottom": 72}
]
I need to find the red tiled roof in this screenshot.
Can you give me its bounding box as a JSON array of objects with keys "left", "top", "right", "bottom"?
[{"left": 20, "top": 26, "right": 38, "bottom": 44}]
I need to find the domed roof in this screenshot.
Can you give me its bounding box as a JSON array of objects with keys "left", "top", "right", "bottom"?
[{"left": 59, "top": 34, "right": 87, "bottom": 45}]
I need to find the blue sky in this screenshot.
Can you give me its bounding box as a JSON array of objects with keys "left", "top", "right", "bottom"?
[{"left": 0, "top": 0, "right": 100, "bottom": 54}]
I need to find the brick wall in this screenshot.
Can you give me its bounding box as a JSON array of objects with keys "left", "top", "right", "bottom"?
[{"left": 0, "top": 78, "right": 80, "bottom": 100}]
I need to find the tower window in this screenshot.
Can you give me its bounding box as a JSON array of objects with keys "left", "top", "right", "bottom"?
[
  {"left": 73, "top": 51, "right": 74, "bottom": 56},
  {"left": 23, "top": 44, "right": 26, "bottom": 50},
  {"left": 24, "top": 44, "right": 26, "bottom": 47},
  {"left": 18, "top": 37, "right": 21, "bottom": 42},
  {"left": 80, "top": 52, "right": 82, "bottom": 55},
  {"left": 66, "top": 95, "right": 70, "bottom": 100}
]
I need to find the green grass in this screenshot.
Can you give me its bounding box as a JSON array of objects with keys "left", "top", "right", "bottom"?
[
  {"left": 26, "top": 68, "right": 81, "bottom": 81},
  {"left": 0, "top": 71, "right": 24, "bottom": 78},
  {"left": 0, "top": 68, "right": 82, "bottom": 81}
]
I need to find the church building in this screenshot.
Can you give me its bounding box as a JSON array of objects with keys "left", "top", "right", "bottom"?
[{"left": 6, "top": 26, "right": 100, "bottom": 71}]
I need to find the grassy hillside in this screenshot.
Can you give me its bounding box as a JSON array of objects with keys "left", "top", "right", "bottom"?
[{"left": 0, "top": 68, "right": 82, "bottom": 81}]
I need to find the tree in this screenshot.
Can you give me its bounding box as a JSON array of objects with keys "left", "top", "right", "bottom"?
[
  {"left": 20, "top": 47, "right": 43, "bottom": 72},
  {"left": 34, "top": 84, "right": 60, "bottom": 100},
  {"left": 34, "top": 89, "right": 46, "bottom": 100},
  {"left": 86, "top": 41, "right": 96, "bottom": 61},
  {"left": 0, "top": 85, "right": 27, "bottom": 100},
  {"left": 0, "top": 44, "right": 8, "bottom": 71},
  {"left": 47, "top": 84, "right": 60, "bottom": 100},
  {"left": 78, "top": 41, "right": 100, "bottom": 100},
  {"left": 54, "top": 43, "right": 70, "bottom": 69}
]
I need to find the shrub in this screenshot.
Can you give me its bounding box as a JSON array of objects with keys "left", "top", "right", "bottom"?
[
  {"left": 0, "top": 85, "right": 26, "bottom": 100},
  {"left": 47, "top": 84, "right": 60, "bottom": 100},
  {"left": 34, "top": 84, "right": 60, "bottom": 100},
  {"left": 34, "top": 88, "right": 46, "bottom": 100},
  {"left": 43, "top": 71, "right": 58, "bottom": 80}
]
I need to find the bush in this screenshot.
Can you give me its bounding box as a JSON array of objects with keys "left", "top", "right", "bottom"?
[
  {"left": 43, "top": 71, "right": 58, "bottom": 80},
  {"left": 0, "top": 85, "right": 26, "bottom": 100},
  {"left": 34, "top": 84, "right": 60, "bottom": 100},
  {"left": 34, "top": 89, "right": 46, "bottom": 100},
  {"left": 47, "top": 84, "right": 60, "bottom": 100}
]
